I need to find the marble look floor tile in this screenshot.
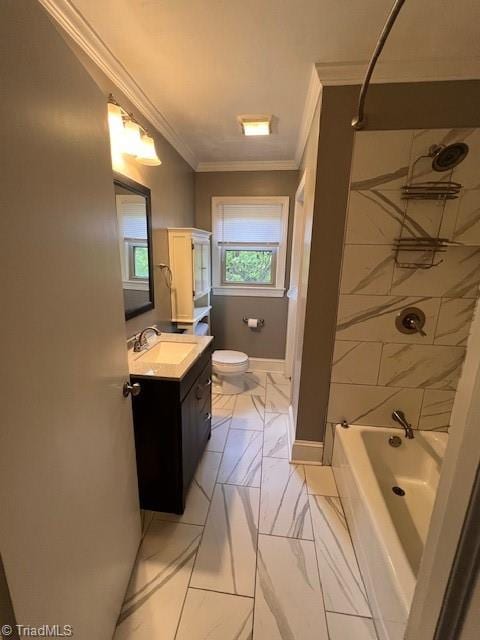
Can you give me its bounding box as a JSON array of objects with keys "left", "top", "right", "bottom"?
[
  {"left": 305, "top": 466, "right": 338, "bottom": 496},
  {"left": 340, "top": 245, "right": 395, "bottom": 295},
  {"left": 176, "top": 589, "right": 253, "bottom": 640},
  {"left": 378, "top": 344, "right": 465, "bottom": 390},
  {"left": 207, "top": 414, "right": 231, "bottom": 452},
  {"left": 253, "top": 535, "right": 329, "bottom": 640},
  {"left": 266, "top": 372, "right": 291, "bottom": 386},
  {"left": 190, "top": 484, "right": 259, "bottom": 596},
  {"left": 114, "top": 520, "right": 202, "bottom": 640},
  {"left": 309, "top": 495, "right": 370, "bottom": 617},
  {"left": 418, "top": 389, "right": 455, "bottom": 431},
  {"left": 155, "top": 451, "right": 222, "bottom": 525},
  {"left": 260, "top": 458, "right": 313, "bottom": 540},
  {"left": 434, "top": 298, "right": 476, "bottom": 346},
  {"left": 331, "top": 341, "right": 382, "bottom": 385},
  {"left": 265, "top": 384, "right": 290, "bottom": 413},
  {"left": 326, "top": 612, "right": 377, "bottom": 640},
  {"left": 231, "top": 394, "right": 265, "bottom": 430},
  {"left": 336, "top": 295, "right": 440, "bottom": 344},
  {"left": 350, "top": 130, "right": 413, "bottom": 190},
  {"left": 241, "top": 371, "right": 267, "bottom": 395},
  {"left": 218, "top": 429, "right": 263, "bottom": 487},
  {"left": 212, "top": 394, "right": 236, "bottom": 414},
  {"left": 328, "top": 383, "right": 423, "bottom": 428},
  {"left": 263, "top": 413, "right": 289, "bottom": 459}
]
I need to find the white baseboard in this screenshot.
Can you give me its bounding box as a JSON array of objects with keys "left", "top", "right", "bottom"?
[
  {"left": 287, "top": 404, "right": 324, "bottom": 465},
  {"left": 248, "top": 357, "right": 285, "bottom": 372}
]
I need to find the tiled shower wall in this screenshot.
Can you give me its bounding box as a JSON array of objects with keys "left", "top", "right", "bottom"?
[{"left": 324, "top": 128, "right": 480, "bottom": 463}]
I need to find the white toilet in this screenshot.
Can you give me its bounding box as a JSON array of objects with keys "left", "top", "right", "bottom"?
[{"left": 212, "top": 350, "right": 249, "bottom": 395}]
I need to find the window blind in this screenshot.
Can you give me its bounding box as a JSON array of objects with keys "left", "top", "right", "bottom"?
[
  {"left": 215, "top": 202, "right": 284, "bottom": 244},
  {"left": 116, "top": 195, "right": 147, "bottom": 239}
]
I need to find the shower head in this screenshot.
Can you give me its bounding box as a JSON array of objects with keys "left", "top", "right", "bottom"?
[{"left": 429, "top": 142, "right": 469, "bottom": 172}]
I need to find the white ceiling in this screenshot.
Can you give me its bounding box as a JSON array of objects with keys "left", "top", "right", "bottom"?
[{"left": 58, "top": 0, "right": 480, "bottom": 168}]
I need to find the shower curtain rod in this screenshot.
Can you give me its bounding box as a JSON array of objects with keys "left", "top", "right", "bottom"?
[{"left": 352, "top": 0, "right": 407, "bottom": 130}]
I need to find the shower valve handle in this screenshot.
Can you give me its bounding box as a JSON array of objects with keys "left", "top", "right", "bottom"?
[{"left": 404, "top": 314, "right": 427, "bottom": 336}]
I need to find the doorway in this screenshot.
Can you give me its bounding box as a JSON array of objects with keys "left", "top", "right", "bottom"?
[{"left": 284, "top": 172, "right": 306, "bottom": 380}]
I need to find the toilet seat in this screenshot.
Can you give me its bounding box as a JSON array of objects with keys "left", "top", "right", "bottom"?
[{"left": 212, "top": 350, "right": 249, "bottom": 374}]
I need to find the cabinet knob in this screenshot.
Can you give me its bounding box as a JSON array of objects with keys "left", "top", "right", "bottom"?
[
  {"left": 204, "top": 412, "right": 212, "bottom": 422},
  {"left": 123, "top": 382, "right": 141, "bottom": 398}
]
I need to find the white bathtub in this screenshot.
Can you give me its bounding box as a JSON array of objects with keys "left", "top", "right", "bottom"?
[{"left": 332, "top": 424, "right": 447, "bottom": 640}]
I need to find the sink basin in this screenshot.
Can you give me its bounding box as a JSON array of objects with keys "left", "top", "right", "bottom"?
[{"left": 137, "top": 341, "right": 197, "bottom": 365}]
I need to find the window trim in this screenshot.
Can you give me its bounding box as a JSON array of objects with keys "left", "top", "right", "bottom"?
[{"left": 211, "top": 196, "right": 289, "bottom": 298}]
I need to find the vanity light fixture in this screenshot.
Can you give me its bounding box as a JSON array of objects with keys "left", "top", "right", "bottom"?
[
  {"left": 107, "top": 95, "right": 161, "bottom": 166},
  {"left": 137, "top": 133, "right": 162, "bottom": 166},
  {"left": 239, "top": 115, "right": 271, "bottom": 136},
  {"left": 123, "top": 119, "right": 143, "bottom": 157}
]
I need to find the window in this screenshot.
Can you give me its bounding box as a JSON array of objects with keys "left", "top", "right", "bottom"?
[
  {"left": 128, "top": 241, "right": 149, "bottom": 280},
  {"left": 212, "top": 196, "right": 289, "bottom": 297}
]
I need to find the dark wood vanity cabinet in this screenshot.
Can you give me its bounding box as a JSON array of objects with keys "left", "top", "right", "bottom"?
[{"left": 130, "top": 346, "right": 212, "bottom": 514}]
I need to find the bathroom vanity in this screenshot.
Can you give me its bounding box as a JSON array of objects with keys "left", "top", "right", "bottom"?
[{"left": 128, "top": 333, "right": 213, "bottom": 514}]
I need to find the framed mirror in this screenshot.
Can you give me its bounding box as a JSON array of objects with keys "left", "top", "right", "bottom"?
[{"left": 114, "top": 174, "right": 154, "bottom": 320}]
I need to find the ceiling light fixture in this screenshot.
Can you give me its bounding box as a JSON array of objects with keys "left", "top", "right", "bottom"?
[
  {"left": 107, "top": 95, "right": 161, "bottom": 166},
  {"left": 239, "top": 116, "right": 272, "bottom": 136}
]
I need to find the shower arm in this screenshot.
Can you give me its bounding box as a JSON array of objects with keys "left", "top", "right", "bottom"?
[{"left": 352, "top": 0, "right": 407, "bottom": 130}]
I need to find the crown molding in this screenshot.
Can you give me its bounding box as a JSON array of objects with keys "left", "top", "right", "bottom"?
[
  {"left": 294, "top": 65, "right": 322, "bottom": 167},
  {"left": 316, "top": 59, "right": 480, "bottom": 86},
  {"left": 39, "top": 0, "right": 198, "bottom": 169},
  {"left": 196, "top": 160, "right": 298, "bottom": 172}
]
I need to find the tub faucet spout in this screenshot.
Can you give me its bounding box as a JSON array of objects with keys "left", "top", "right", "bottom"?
[{"left": 392, "top": 410, "right": 414, "bottom": 439}]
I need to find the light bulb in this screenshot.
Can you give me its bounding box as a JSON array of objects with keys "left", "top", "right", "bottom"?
[
  {"left": 123, "top": 120, "right": 143, "bottom": 157},
  {"left": 107, "top": 102, "right": 126, "bottom": 164},
  {"left": 137, "top": 134, "right": 162, "bottom": 166}
]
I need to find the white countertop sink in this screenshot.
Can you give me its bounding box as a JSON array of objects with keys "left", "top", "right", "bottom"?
[
  {"left": 137, "top": 340, "right": 197, "bottom": 365},
  {"left": 128, "top": 332, "right": 213, "bottom": 380}
]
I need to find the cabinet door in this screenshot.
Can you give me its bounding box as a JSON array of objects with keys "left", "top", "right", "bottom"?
[
  {"left": 201, "top": 241, "right": 211, "bottom": 293},
  {"left": 193, "top": 240, "right": 203, "bottom": 298},
  {"left": 181, "top": 363, "right": 212, "bottom": 496}
]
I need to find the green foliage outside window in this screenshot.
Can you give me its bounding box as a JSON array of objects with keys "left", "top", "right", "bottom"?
[
  {"left": 224, "top": 249, "right": 273, "bottom": 284},
  {"left": 134, "top": 246, "right": 149, "bottom": 278}
]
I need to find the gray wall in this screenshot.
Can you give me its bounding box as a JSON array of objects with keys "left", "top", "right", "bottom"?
[
  {"left": 195, "top": 171, "right": 299, "bottom": 358},
  {"left": 296, "top": 80, "right": 480, "bottom": 442},
  {"left": 62, "top": 36, "right": 195, "bottom": 338}
]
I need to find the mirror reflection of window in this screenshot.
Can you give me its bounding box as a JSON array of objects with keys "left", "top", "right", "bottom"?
[{"left": 114, "top": 177, "right": 154, "bottom": 320}]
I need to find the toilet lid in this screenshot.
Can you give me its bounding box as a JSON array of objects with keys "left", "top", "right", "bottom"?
[{"left": 212, "top": 350, "right": 249, "bottom": 365}]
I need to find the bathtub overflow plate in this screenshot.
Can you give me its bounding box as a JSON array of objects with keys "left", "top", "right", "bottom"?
[{"left": 392, "top": 486, "right": 406, "bottom": 497}]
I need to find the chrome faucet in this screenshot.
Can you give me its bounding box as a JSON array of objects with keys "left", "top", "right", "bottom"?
[
  {"left": 392, "top": 410, "right": 414, "bottom": 439},
  {"left": 133, "top": 326, "right": 161, "bottom": 352}
]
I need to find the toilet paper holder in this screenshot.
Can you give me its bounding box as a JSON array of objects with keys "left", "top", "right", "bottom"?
[{"left": 242, "top": 317, "right": 265, "bottom": 328}]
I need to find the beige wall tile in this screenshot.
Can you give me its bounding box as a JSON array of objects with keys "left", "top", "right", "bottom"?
[
  {"left": 345, "top": 190, "right": 404, "bottom": 245},
  {"left": 331, "top": 341, "right": 382, "bottom": 385},
  {"left": 419, "top": 390, "right": 455, "bottom": 431},
  {"left": 378, "top": 344, "right": 465, "bottom": 390},
  {"left": 340, "top": 245, "right": 394, "bottom": 295},
  {"left": 391, "top": 246, "right": 480, "bottom": 298},
  {"left": 452, "top": 189, "right": 480, "bottom": 245},
  {"left": 434, "top": 298, "right": 477, "bottom": 346},
  {"left": 336, "top": 295, "right": 440, "bottom": 344},
  {"left": 327, "top": 383, "right": 423, "bottom": 428},
  {"left": 350, "top": 130, "right": 413, "bottom": 190}
]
